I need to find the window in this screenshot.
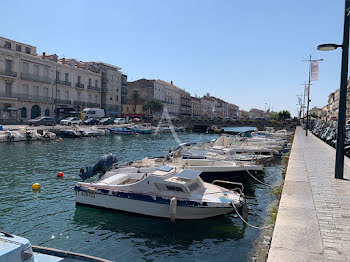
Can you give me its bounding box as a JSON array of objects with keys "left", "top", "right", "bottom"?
[
  {"left": 16, "top": 44, "right": 22, "bottom": 52},
  {"left": 5, "top": 41, "right": 11, "bottom": 49},
  {"left": 43, "top": 67, "right": 49, "bottom": 77},
  {"left": 65, "top": 73, "right": 69, "bottom": 82},
  {"left": 88, "top": 79, "right": 91, "bottom": 87},
  {"left": 78, "top": 75, "right": 81, "bottom": 84},
  {"left": 21, "top": 107, "right": 27, "bottom": 118},
  {"left": 56, "top": 71, "right": 60, "bottom": 80},
  {"left": 5, "top": 82, "right": 12, "bottom": 95},
  {"left": 65, "top": 91, "right": 69, "bottom": 100},
  {"left": 5, "top": 60, "right": 12, "bottom": 72},
  {"left": 95, "top": 79, "right": 98, "bottom": 88},
  {"left": 45, "top": 109, "right": 50, "bottom": 116},
  {"left": 33, "top": 65, "right": 39, "bottom": 75},
  {"left": 33, "top": 86, "right": 39, "bottom": 96},
  {"left": 188, "top": 180, "right": 201, "bottom": 191},
  {"left": 165, "top": 185, "right": 184, "bottom": 192},
  {"left": 116, "top": 95, "right": 118, "bottom": 101},
  {"left": 57, "top": 90, "right": 61, "bottom": 99},
  {"left": 110, "top": 97, "right": 112, "bottom": 101},
  {"left": 23, "top": 62, "right": 29, "bottom": 73},
  {"left": 88, "top": 94, "right": 92, "bottom": 102},
  {"left": 77, "top": 92, "right": 81, "bottom": 101},
  {"left": 22, "top": 84, "right": 28, "bottom": 94},
  {"left": 25, "top": 47, "right": 31, "bottom": 54},
  {"left": 95, "top": 95, "right": 98, "bottom": 103},
  {"left": 43, "top": 87, "right": 49, "bottom": 97}
]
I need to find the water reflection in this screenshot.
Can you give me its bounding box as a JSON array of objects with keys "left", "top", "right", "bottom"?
[{"left": 73, "top": 206, "right": 246, "bottom": 247}]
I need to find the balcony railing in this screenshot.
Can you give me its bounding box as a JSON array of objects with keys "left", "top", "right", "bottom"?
[
  {"left": 75, "top": 83, "right": 84, "bottom": 89},
  {"left": 87, "top": 102, "right": 100, "bottom": 107},
  {"left": 55, "top": 79, "right": 71, "bottom": 87},
  {"left": 87, "top": 85, "right": 100, "bottom": 91},
  {"left": 21, "top": 72, "right": 51, "bottom": 84},
  {"left": 0, "top": 91, "right": 17, "bottom": 99},
  {"left": 0, "top": 70, "right": 17, "bottom": 78},
  {"left": 74, "top": 101, "right": 86, "bottom": 106},
  {"left": 18, "top": 94, "right": 53, "bottom": 103},
  {"left": 54, "top": 98, "right": 71, "bottom": 105}
]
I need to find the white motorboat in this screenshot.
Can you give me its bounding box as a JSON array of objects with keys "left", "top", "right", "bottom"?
[
  {"left": 37, "top": 130, "right": 56, "bottom": 140},
  {"left": 0, "top": 231, "right": 110, "bottom": 262},
  {"left": 25, "top": 129, "right": 39, "bottom": 141},
  {"left": 5, "top": 130, "right": 27, "bottom": 142},
  {"left": 75, "top": 162, "right": 246, "bottom": 220}
]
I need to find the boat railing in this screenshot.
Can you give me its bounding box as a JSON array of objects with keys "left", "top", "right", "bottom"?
[{"left": 211, "top": 180, "right": 244, "bottom": 195}]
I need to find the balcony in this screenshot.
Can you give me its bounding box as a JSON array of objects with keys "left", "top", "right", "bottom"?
[
  {"left": 102, "top": 77, "right": 109, "bottom": 83},
  {"left": 87, "top": 85, "right": 100, "bottom": 91},
  {"left": 0, "top": 70, "right": 17, "bottom": 78},
  {"left": 21, "top": 72, "right": 51, "bottom": 84},
  {"left": 0, "top": 91, "right": 17, "bottom": 99},
  {"left": 54, "top": 98, "right": 71, "bottom": 105},
  {"left": 87, "top": 102, "right": 100, "bottom": 108},
  {"left": 18, "top": 94, "right": 53, "bottom": 103},
  {"left": 74, "top": 101, "right": 86, "bottom": 106},
  {"left": 55, "top": 79, "right": 71, "bottom": 87},
  {"left": 75, "top": 83, "right": 85, "bottom": 89}
]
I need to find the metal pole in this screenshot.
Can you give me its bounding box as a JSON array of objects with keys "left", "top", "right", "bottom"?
[
  {"left": 306, "top": 55, "right": 312, "bottom": 136},
  {"left": 335, "top": 0, "right": 350, "bottom": 179},
  {"left": 303, "top": 82, "right": 306, "bottom": 126}
]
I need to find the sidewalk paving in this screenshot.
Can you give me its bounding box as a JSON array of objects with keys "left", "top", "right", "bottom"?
[{"left": 268, "top": 126, "right": 350, "bottom": 262}]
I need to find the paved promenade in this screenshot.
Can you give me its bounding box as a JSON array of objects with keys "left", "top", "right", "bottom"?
[{"left": 268, "top": 126, "right": 350, "bottom": 262}]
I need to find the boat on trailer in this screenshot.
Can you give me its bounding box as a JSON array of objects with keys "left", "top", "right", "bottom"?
[{"left": 75, "top": 158, "right": 247, "bottom": 220}]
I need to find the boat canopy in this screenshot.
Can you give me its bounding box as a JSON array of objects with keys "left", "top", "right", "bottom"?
[{"left": 176, "top": 169, "right": 201, "bottom": 180}]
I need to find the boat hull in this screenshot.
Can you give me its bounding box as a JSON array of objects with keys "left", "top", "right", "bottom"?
[{"left": 74, "top": 188, "right": 235, "bottom": 220}]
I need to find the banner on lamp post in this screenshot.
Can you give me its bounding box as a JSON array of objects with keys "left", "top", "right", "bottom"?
[
  {"left": 311, "top": 61, "right": 319, "bottom": 81},
  {"left": 305, "top": 83, "right": 309, "bottom": 95}
]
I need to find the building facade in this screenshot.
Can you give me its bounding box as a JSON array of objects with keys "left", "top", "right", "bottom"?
[
  {"left": 191, "top": 96, "right": 202, "bottom": 117},
  {"left": 0, "top": 36, "right": 124, "bottom": 123}
]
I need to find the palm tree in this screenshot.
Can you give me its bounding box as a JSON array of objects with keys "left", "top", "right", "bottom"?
[{"left": 131, "top": 89, "right": 140, "bottom": 114}]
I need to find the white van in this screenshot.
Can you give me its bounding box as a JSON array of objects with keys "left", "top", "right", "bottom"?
[{"left": 82, "top": 108, "right": 105, "bottom": 119}]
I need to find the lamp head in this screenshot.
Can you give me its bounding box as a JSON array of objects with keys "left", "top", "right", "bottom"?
[{"left": 317, "top": 44, "right": 341, "bottom": 51}]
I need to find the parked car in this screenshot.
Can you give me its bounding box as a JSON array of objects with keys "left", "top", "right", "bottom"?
[
  {"left": 83, "top": 118, "right": 100, "bottom": 125},
  {"left": 28, "top": 117, "right": 55, "bottom": 126},
  {"left": 114, "top": 118, "right": 127, "bottom": 124},
  {"left": 99, "top": 117, "right": 114, "bottom": 125},
  {"left": 60, "top": 117, "right": 82, "bottom": 126}
]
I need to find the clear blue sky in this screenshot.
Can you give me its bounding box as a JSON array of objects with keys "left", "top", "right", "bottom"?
[{"left": 1, "top": 0, "right": 346, "bottom": 116}]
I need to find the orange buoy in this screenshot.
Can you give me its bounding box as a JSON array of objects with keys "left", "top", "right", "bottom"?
[{"left": 57, "top": 172, "right": 64, "bottom": 177}]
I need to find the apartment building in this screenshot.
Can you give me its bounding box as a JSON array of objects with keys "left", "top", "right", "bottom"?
[
  {"left": 191, "top": 96, "right": 202, "bottom": 117},
  {"left": 127, "top": 79, "right": 186, "bottom": 117},
  {"left": 200, "top": 95, "right": 215, "bottom": 118},
  {"left": 180, "top": 88, "right": 191, "bottom": 117},
  {"left": 90, "top": 62, "right": 122, "bottom": 117},
  {"left": 0, "top": 36, "right": 124, "bottom": 123}
]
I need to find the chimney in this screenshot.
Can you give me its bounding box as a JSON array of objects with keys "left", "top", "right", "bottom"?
[
  {"left": 171, "top": 80, "right": 173, "bottom": 85},
  {"left": 42, "top": 52, "right": 46, "bottom": 59},
  {"left": 62, "top": 58, "right": 65, "bottom": 64}
]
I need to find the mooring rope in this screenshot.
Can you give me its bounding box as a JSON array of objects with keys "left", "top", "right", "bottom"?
[{"left": 231, "top": 202, "right": 273, "bottom": 230}]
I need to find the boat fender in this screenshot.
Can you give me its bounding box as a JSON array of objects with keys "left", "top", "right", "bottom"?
[{"left": 170, "top": 197, "right": 177, "bottom": 222}]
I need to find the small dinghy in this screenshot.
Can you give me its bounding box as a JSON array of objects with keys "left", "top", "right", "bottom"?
[
  {"left": 75, "top": 155, "right": 247, "bottom": 220},
  {"left": 109, "top": 127, "right": 135, "bottom": 135}
]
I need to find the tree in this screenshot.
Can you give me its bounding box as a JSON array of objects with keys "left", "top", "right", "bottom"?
[
  {"left": 269, "top": 112, "right": 279, "bottom": 120},
  {"left": 278, "top": 110, "right": 291, "bottom": 120},
  {"left": 142, "top": 99, "right": 164, "bottom": 116},
  {"left": 131, "top": 89, "right": 140, "bottom": 114}
]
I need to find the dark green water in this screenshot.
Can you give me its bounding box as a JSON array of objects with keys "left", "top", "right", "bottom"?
[{"left": 0, "top": 133, "right": 282, "bottom": 262}]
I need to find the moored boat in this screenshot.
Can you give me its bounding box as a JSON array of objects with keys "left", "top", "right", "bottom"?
[
  {"left": 109, "top": 127, "right": 135, "bottom": 135},
  {"left": 0, "top": 231, "right": 111, "bottom": 262},
  {"left": 75, "top": 158, "right": 247, "bottom": 220}
]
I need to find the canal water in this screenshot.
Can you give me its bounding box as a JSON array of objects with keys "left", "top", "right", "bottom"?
[{"left": 0, "top": 133, "right": 282, "bottom": 262}]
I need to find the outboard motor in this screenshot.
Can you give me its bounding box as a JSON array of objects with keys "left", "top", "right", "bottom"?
[
  {"left": 26, "top": 130, "right": 33, "bottom": 141},
  {"left": 79, "top": 153, "right": 118, "bottom": 180}
]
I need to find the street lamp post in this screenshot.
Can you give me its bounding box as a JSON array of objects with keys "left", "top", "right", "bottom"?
[
  {"left": 317, "top": 0, "right": 350, "bottom": 179},
  {"left": 303, "top": 56, "right": 324, "bottom": 136}
]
